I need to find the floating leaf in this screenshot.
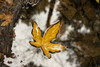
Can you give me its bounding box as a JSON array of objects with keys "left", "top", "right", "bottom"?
[{"left": 30, "top": 21, "right": 66, "bottom": 58}]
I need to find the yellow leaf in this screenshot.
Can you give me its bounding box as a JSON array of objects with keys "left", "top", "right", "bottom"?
[
  {"left": 42, "top": 46, "right": 51, "bottom": 58},
  {"left": 47, "top": 43, "right": 66, "bottom": 53},
  {"left": 32, "top": 22, "right": 42, "bottom": 42},
  {"left": 30, "top": 41, "right": 41, "bottom": 47},
  {"left": 42, "top": 22, "right": 60, "bottom": 43},
  {"left": 96, "top": 0, "right": 99, "bottom": 3},
  {"left": 30, "top": 21, "right": 67, "bottom": 58}
]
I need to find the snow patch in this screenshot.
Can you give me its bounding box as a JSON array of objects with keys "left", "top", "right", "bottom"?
[
  {"left": 50, "top": 0, "right": 60, "bottom": 25},
  {"left": 60, "top": 25, "right": 74, "bottom": 41},
  {"left": 78, "top": 25, "right": 90, "bottom": 34},
  {"left": 32, "top": 6, "right": 49, "bottom": 31}
]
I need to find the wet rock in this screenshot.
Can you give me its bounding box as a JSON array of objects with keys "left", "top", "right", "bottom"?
[
  {"left": 7, "top": 61, "right": 12, "bottom": 64},
  {"left": 24, "top": 62, "right": 43, "bottom": 67},
  {"left": 76, "top": 31, "right": 100, "bottom": 57},
  {"left": 83, "top": 1, "right": 96, "bottom": 19},
  {"left": 93, "top": 20, "right": 100, "bottom": 33},
  {"left": 59, "top": 0, "right": 77, "bottom": 20},
  {"left": 61, "top": 6, "right": 77, "bottom": 20}
]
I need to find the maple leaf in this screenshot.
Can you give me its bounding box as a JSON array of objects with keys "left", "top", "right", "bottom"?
[{"left": 30, "top": 21, "right": 66, "bottom": 58}]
